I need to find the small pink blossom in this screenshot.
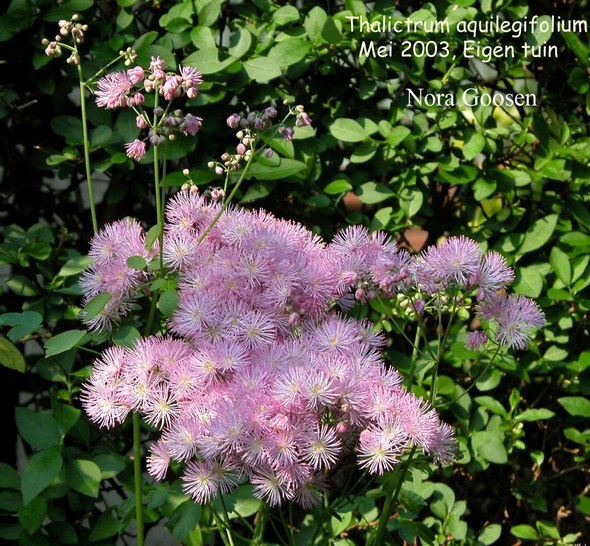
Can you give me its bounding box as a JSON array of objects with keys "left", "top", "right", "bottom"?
[
  {"left": 127, "top": 66, "right": 145, "bottom": 84},
  {"left": 124, "top": 139, "right": 146, "bottom": 160}
]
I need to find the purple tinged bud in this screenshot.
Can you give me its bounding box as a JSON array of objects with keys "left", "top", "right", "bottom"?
[
  {"left": 215, "top": 165, "right": 225, "bottom": 176},
  {"left": 226, "top": 113, "right": 241, "bottom": 128},
  {"left": 136, "top": 115, "right": 149, "bottom": 129},
  {"left": 263, "top": 148, "right": 273, "bottom": 159},
  {"left": 153, "top": 106, "right": 164, "bottom": 117},
  {"left": 236, "top": 143, "right": 246, "bottom": 155},
  {"left": 465, "top": 331, "right": 488, "bottom": 351},
  {"left": 253, "top": 118, "right": 265, "bottom": 131},
  {"left": 265, "top": 106, "right": 278, "bottom": 118},
  {"left": 413, "top": 298, "right": 426, "bottom": 315},
  {"left": 297, "top": 112, "right": 312, "bottom": 126},
  {"left": 282, "top": 127, "right": 294, "bottom": 142},
  {"left": 211, "top": 188, "right": 225, "bottom": 200},
  {"left": 240, "top": 118, "right": 250, "bottom": 129}
]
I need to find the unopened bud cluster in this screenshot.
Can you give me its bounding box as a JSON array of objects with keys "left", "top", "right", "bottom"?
[
  {"left": 93, "top": 56, "right": 204, "bottom": 161},
  {"left": 42, "top": 15, "right": 88, "bottom": 64},
  {"left": 212, "top": 104, "right": 313, "bottom": 177}
]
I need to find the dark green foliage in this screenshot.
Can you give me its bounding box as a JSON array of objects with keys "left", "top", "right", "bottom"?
[{"left": 0, "top": 0, "right": 588, "bottom": 544}]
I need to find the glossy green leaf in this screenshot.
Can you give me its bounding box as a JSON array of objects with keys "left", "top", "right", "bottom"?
[
  {"left": 83, "top": 292, "right": 112, "bottom": 323},
  {"left": 517, "top": 214, "right": 558, "bottom": 256},
  {"left": 0, "top": 336, "right": 25, "bottom": 373},
  {"left": 471, "top": 430, "right": 507, "bottom": 464},
  {"left": 169, "top": 501, "right": 202, "bottom": 541},
  {"left": 273, "top": 5, "right": 299, "bottom": 25},
  {"left": 557, "top": 396, "right": 590, "bottom": 417},
  {"left": 329, "top": 118, "right": 368, "bottom": 143},
  {"left": 550, "top": 246, "right": 571, "bottom": 285},
  {"left": 243, "top": 57, "right": 282, "bottom": 83},
  {"left": 89, "top": 511, "right": 119, "bottom": 542},
  {"left": 66, "top": 459, "right": 102, "bottom": 497},
  {"left": 510, "top": 524, "right": 539, "bottom": 540},
  {"left": 15, "top": 408, "right": 62, "bottom": 450},
  {"left": 246, "top": 158, "right": 306, "bottom": 180},
  {"left": 268, "top": 39, "right": 311, "bottom": 69},
  {"left": 22, "top": 447, "right": 62, "bottom": 505},
  {"left": 356, "top": 182, "right": 395, "bottom": 204},
  {"left": 44, "top": 329, "right": 87, "bottom": 357}
]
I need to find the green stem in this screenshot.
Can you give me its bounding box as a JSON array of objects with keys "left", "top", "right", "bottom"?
[
  {"left": 218, "top": 495, "right": 236, "bottom": 546},
  {"left": 210, "top": 505, "right": 232, "bottom": 546},
  {"left": 252, "top": 502, "right": 269, "bottom": 545},
  {"left": 371, "top": 446, "right": 417, "bottom": 546},
  {"left": 77, "top": 67, "right": 98, "bottom": 234},
  {"left": 132, "top": 412, "right": 145, "bottom": 546},
  {"left": 198, "top": 144, "right": 257, "bottom": 244}
]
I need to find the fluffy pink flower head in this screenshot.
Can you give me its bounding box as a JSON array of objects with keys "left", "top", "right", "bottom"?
[{"left": 95, "top": 71, "right": 134, "bottom": 109}]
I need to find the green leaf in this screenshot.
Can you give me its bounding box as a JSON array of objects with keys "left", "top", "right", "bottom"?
[
  {"left": 57, "top": 255, "right": 93, "bottom": 277},
  {"left": 112, "top": 325, "right": 141, "bottom": 348},
  {"left": 90, "top": 125, "right": 112, "bottom": 148},
  {"left": 66, "top": 459, "right": 102, "bottom": 497},
  {"left": 471, "top": 430, "right": 508, "bottom": 464},
  {"left": 329, "top": 118, "right": 368, "bottom": 143},
  {"left": 89, "top": 511, "right": 119, "bottom": 542},
  {"left": 356, "top": 182, "right": 395, "bottom": 204},
  {"left": 127, "top": 255, "right": 147, "bottom": 270},
  {"left": 94, "top": 454, "right": 128, "bottom": 480},
  {"left": 0, "top": 336, "right": 25, "bottom": 373},
  {"left": 198, "top": 0, "right": 222, "bottom": 27},
  {"left": 246, "top": 158, "right": 306, "bottom": 180},
  {"left": 562, "top": 31, "right": 589, "bottom": 67},
  {"left": 477, "top": 523, "right": 502, "bottom": 545},
  {"left": 169, "top": 500, "right": 202, "bottom": 541},
  {"left": 50, "top": 115, "right": 83, "bottom": 145},
  {"left": 273, "top": 5, "right": 299, "bottom": 25},
  {"left": 462, "top": 131, "right": 486, "bottom": 161},
  {"left": 515, "top": 408, "right": 556, "bottom": 422},
  {"left": 510, "top": 524, "right": 539, "bottom": 540},
  {"left": 158, "top": 289, "right": 179, "bottom": 318},
  {"left": 45, "top": 329, "right": 87, "bottom": 358},
  {"left": 350, "top": 141, "right": 378, "bottom": 164},
  {"left": 557, "top": 396, "right": 590, "bottom": 417},
  {"left": 268, "top": 39, "right": 311, "bottom": 69},
  {"left": 526, "top": 15, "right": 552, "bottom": 48},
  {"left": 135, "top": 45, "right": 177, "bottom": 71},
  {"left": 400, "top": 187, "right": 423, "bottom": 218},
  {"left": 145, "top": 224, "right": 161, "bottom": 252},
  {"left": 324, "top": 178, "right": 353, "bottom": 195},
  {"left": 18, "top": 496, "right": 47, "bottom": 535},
  {"left": 52, "top": 401, "right": 81, "bottom": 436},
  {"left": 15, "top": 408, "right": 62, "bottom": 450},
  {"left": 550, "top": 247, "right": 572, "bottom": 285},
  {"left": 517, "top": 214, "right": 558, "bottom": 256},
  {"left": 83, "top": 292, "right": 112, "bottom": 323},
  {"left": 387, "top": 126, "right": 411, "bottom": 147},
  {"left": 240, "top": 180, "right": 275, "bottom": 203},
  {"left": 304, "top": 6, "right": 328, "bottom": 42},
  {"left": 512, "top": 266, "right": 543, "bottom": 298},
  {"left": 6, "top": 275, "right": 38, "bottom": 296},
  {"left": 183, "top": 48, "right": 236, "bottom": 75},
  {"left": 0, "top": 311, "right": 43, "bottom": 341},
  {"left": 228, "top": 28, "right": 252, "bottom": 60},
  {"left": 0, "top": 463, "right": 20, "bottom": 489},
  {"left": 21, "top": 447, "right": 62, "bottom": 505},
  {"left": 243, "top": 57, "right": 282, "bottom": 83}
]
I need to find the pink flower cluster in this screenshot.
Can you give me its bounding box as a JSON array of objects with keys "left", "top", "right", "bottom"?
[
  {"left": 81, "top": 193, "right": 456, "bottom": 507},
  {"left": 79, "top": 218, "right": 157, "bottom": 331},
  {"left": 94, "top": 57, "right": 203, "bottom": 161},
  {"left": 331, "top": 231, "right": 545, "bottom": 351}
]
